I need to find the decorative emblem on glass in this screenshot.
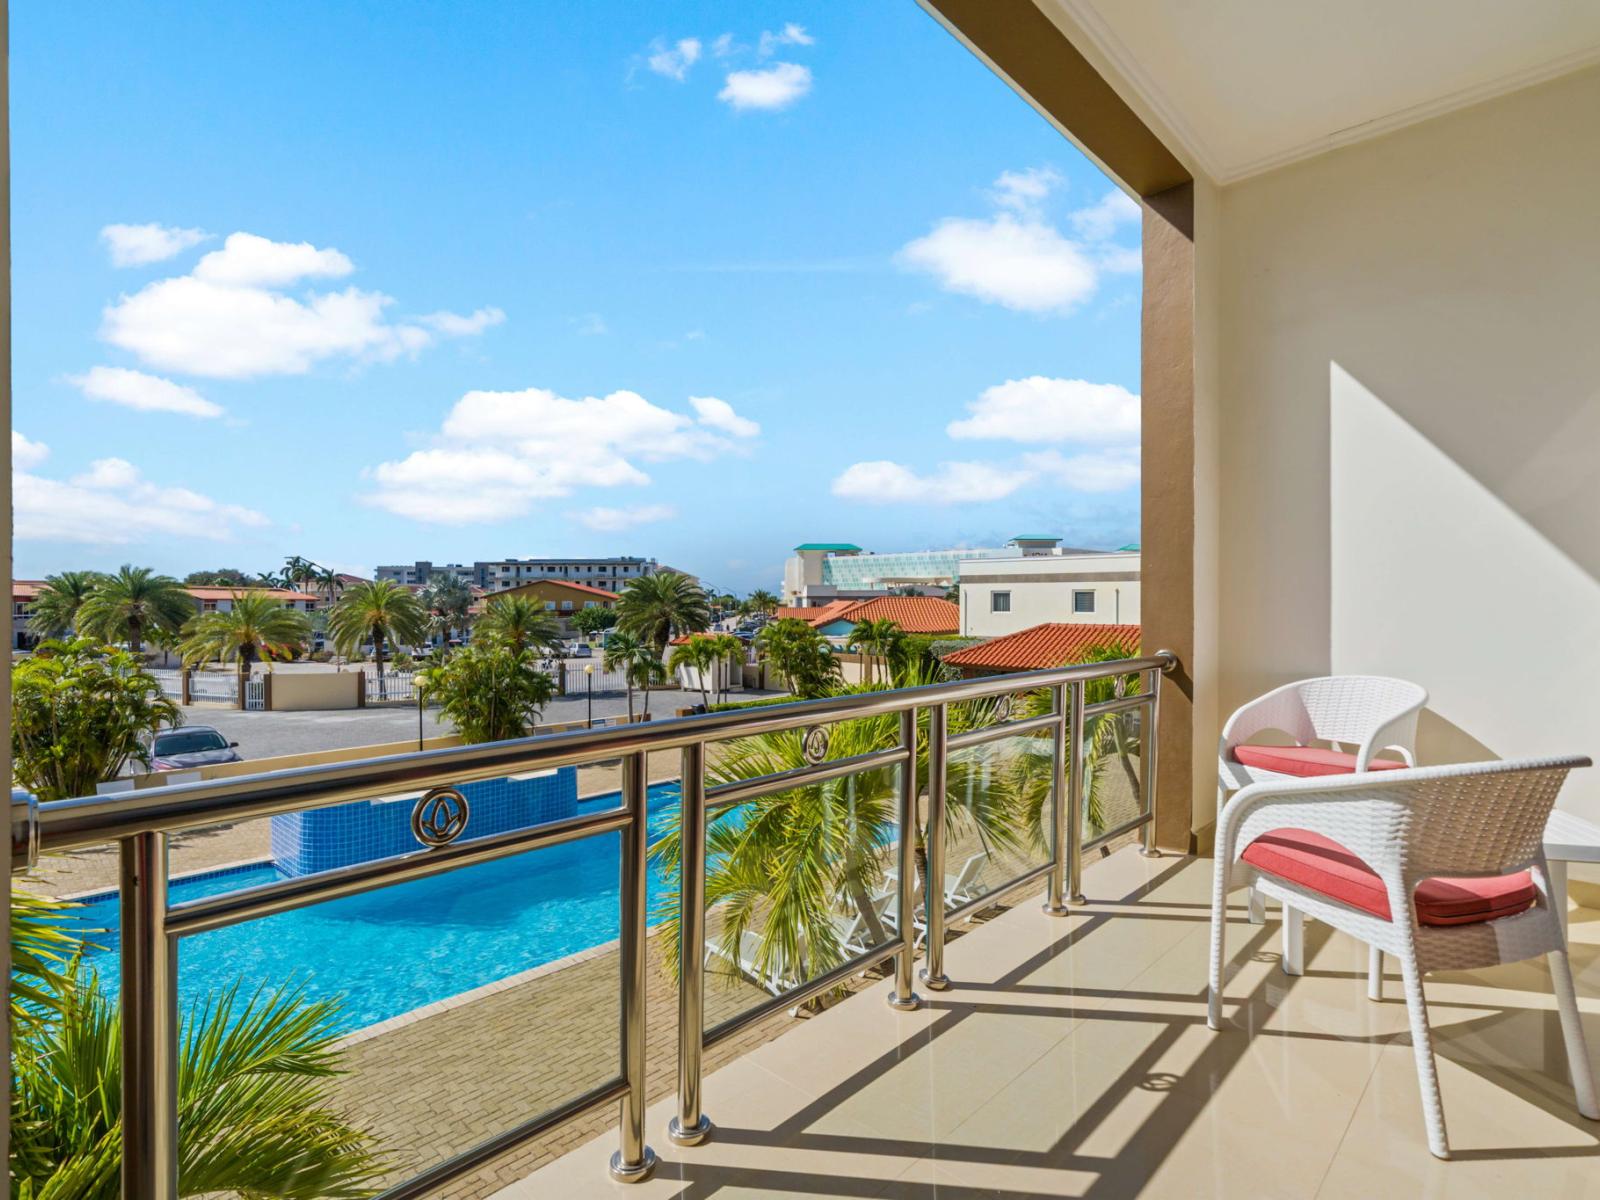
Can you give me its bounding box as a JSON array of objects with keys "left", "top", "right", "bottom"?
[
  {"left": 411, "top": 786, "right": 471, "bottom": 848},
  {"left": 802, "top": 725, "right": 831, "bottom": 765},
  {"left": 993, "top": 694, "right": 1014, "bottom": 724}
]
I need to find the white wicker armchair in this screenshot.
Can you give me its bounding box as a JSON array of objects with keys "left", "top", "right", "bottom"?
[{"left": 1208, "top": 756, "right": 1598, "bottom": 1159}]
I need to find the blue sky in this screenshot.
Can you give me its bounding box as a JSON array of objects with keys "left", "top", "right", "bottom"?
[{"left": 10, "top": 1, "right": 1141, "bottom": 595}]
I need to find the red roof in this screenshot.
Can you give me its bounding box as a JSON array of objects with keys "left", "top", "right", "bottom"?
[
  {"left": 770, "top": 601, "right": 856, "bottom": 627},
  {"left": 828, "top": 595, "right": 960, "bottom": 635},
  {"left": 497, "top": 578, "right": 618, "bottom": 602},
  {"left": 13, "top": 579, "right": 46, "bottom": 602},
  {"left": 942, "top": 623, "right": 1141, "bottom": 672}
]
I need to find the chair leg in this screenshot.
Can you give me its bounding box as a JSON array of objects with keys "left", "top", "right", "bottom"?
[
  {"left": 1549, "top": 947, "right": 1600, "bottom": 1120},
  {"left": 1368, "top": 945, "right": 1383, "bottom": 1001},
  {"left": 1398, "top": 949, "right": 1450, "bottom": 1159},
  {"left": 1247, "top": 886, "right": 1266, "bottom": 925},
  {"left": 1208, "top": 856, "right": 1229, "bottom": 1031},
  {"left": 1282, "top": 905, "right": 1304, "bottom": 976}
]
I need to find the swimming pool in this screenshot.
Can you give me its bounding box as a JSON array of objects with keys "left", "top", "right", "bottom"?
[{"left": 70, "top": 783, "right": 685, "bottom": 1034}]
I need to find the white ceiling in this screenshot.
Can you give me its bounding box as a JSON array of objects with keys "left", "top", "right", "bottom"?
[{"left": 1045, "top": 0, "right": 1600, "bottom": 183}]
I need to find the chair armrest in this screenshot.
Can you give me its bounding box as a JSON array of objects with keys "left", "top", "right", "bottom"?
[
  {"left": 1354, "top": 703, "right": 1425, "bottom": 771},
  {"left": 1218, "top": 682, "right": 1316, "bottom": 760}
]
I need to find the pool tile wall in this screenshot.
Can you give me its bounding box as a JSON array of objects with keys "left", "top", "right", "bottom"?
[{"left": 270, "top": 767, "right": 580, "bottom": 877}]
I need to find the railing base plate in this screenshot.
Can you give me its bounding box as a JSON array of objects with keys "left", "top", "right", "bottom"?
[
  {"left": 608, "top": 1147, "right": 658, "bottom": 1184},
  {"left": 668, "top": 1115, "right": 713, "bottom": 1147},
  {"left": 1041, "top": 900, "right": 1072, "bottom": 917},
  {"left": 1068, "top": 893, "right": 1088, "bottom": 906},
  {"left": 886, "top": 990, "right": 923, "bottom": 1012},
  {"left": 1141, "top": 847, "right": 1163, "bottom": 859},
  {"left": 919, "top": 968, "right": 951, "bottom": 991}
]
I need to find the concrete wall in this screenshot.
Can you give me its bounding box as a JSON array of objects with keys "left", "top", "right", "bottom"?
[
  {"left": 269, "top": 670, "right": 363, "bottom": 711},
  {"left": 1208, "top": 64, "right": 1600, "bottom": 823},
  {"left": 959, "top": 553, "right": 1142, "bottom": 637}
]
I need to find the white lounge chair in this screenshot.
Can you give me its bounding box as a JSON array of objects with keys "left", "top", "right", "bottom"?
[
  {"left": 887, "top": 852, "right": 991, "bottom": 910},
  {"left": 705, "top": 930, "right": 790, "bottom": 996},
  {"left": 1209, "top": 756, "right": 1598, "bottom": 1159}
]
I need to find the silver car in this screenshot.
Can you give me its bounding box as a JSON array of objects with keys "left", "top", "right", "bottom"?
[{"left": 150, "top": 726, "right": 242, "bottom": 771}]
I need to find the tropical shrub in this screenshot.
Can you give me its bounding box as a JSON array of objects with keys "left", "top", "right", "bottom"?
[
  {"left": 10, "top": 896, "right": 382, "bottom": 1199},
  {"left": 12, "top": 639, "right": 182, "bottom": 801},
  {"left": 418, "top": 642, "right": 557, "bottom": 743},
  {"left": 755, "top": 618, "right": 840, "bottom": 699},
  {"left": 178, "top": 591, "right": 312, "bottom": 666},
  {"left": 475, "top": 596, "right": 563, "bottom": 656},
  {"left": 571, "top": 605, "right": 618, "bottom": 637}
]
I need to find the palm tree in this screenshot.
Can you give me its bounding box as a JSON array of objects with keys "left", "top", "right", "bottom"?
[
  {"left": 616, "top": 571, "right": 710, "bottom": 655},
  {"left": 282, "top": 555, "right": 320, "bottom": 591},
  {"left": 419, "top": 575, "right": 474, "bottom": 648},
  {"left": 325, "top": 580, "right": 427, "bottom": 680},
  {"left": 28, "top": 570, "right": 104, "bottom": 638},
  {"left": 707, "top": 631, "right": 745, "bottom": 704},
  {"left": 756, "top": 618, "right": 841, "bottom": 699},
  {"left": 179, "top": 591, "right": 313, "bottom": 667},
  {"left": 76, "top": 564, "right": 195, "bottom": 653},
  {"left": 604, "top": 631, "right": 665, "bottom": 723},
  {"left": 746, "top": 588, "right": 779, "bottom": 616},
  {"left": 477, "top": 595, "right": 564, "bottom": 656},
  {"left": 846, "top": 617, "right": 906, "bottom": 685},
  {"left": 668, "top": 636, "right": 718, "bottom": 710}
]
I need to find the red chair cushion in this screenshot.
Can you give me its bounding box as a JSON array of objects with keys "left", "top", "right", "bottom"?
[
  {"left": 1240, "top": 828, "right": 1536, "bottom": 926},
  {"left": 1233, "top": 744, "right": 1407, "bottom": 778}
]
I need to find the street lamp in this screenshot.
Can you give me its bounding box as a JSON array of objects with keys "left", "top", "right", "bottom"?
[{"left": 585, "top": 662, "right": 595, "bottom": 728}]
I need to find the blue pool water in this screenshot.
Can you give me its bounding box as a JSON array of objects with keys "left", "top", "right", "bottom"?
[{"left": 71, "top": 784, "right": 685, "bottom": 1033}]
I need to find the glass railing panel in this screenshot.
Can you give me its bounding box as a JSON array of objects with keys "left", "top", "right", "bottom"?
[
  {"left": 169, "top": 831, "right": 625, "bottom": 1193},
  {"left": 687, "top": 762, "right": 905, "bottom": 1034},
  {"left": 943, "top": 725, "right": 1055, "bottom": 915},
  {"left": 1083, "top": 704, "right": 1145, "bottom": 843}
]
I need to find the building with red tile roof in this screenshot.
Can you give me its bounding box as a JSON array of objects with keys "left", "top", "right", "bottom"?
[
  {"left": 816, "top": 595, "right": 961, "bottom": 636},
  {"left": 941, "top": 623, "right": 1141, "bottom": 677}
]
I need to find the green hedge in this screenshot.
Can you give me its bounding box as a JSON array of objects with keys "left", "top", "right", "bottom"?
[{"left": 707, "top": 694, "right": 803, "bottom": 714}]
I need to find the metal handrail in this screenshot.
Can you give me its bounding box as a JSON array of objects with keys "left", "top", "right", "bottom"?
[{"left": 11, "top": 649, "right": 1176, "bottom": 1198}]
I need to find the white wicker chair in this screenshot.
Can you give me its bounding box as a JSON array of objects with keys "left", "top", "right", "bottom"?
[
  {"left": 1208, "top": 756, "right": 1599, "bottom": 1159},
  {"left": 1220, "top": 676, "right": 1427, "bottom": 940}
]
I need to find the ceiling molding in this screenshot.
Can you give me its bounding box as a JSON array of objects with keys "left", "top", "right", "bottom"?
[{"left": 1051, "top": 0, "right": 1600, "bottom": 185}]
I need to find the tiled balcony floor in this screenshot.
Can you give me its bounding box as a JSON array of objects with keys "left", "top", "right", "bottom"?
[{"left": 497, "top": 848, "right": 1600, "bottom": 1198}]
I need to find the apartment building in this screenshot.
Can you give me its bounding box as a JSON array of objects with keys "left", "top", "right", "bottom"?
[
  {"left": 377, "top": 556, "right": 664, "bottom": 593},
  {"left": 780, "top": 536, "right": 1094, "bottom": 606},
  {"left": 959, "top": 550, "right": 1141, "bottom": 638}
]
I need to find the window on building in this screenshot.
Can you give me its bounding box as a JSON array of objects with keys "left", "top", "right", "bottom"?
[
  {"left": 203, "top": 601, "right": 217, "bottom": 612},
  {"left": 544, "top": 601, "right": 556, "bottom": 611},
  {"left": 1073, "top": 590, "right": 1096, "bottom": 613},
  {"left": 561, "top": 600, "right": 573, "bottom": 610},
  {"left": 991, "top": 591, "right": 1011, "bottom": 613}
]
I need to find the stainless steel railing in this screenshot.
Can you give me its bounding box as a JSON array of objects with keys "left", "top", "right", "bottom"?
[{"left": 11, "top": 650, "right": 1176, "bottom": 1197}]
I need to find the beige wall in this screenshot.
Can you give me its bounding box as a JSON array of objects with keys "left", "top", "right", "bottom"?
[
  {"left": 270, "top": 670, "right": 363, "bottom": 711},
  {"left": 1207, "top": 64, "right": 1600, "bottom": 823},
  {"left": 960, "top": 553, "right": 1142, "bottom": 636}
]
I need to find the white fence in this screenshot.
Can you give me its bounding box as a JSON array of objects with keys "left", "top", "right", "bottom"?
[
  {"left": 187, "top": 671, "right": 238, "bottom": 704},
  {"left": 148, "top": 669, "right": 183, "bottom": 701},
  {"left": 370, "top": 671, "right": 418, "bottom": 703}
]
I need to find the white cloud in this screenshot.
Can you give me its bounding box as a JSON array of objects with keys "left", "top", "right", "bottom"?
[
  {"left": 719, "top": 62, "right": 812, "bottom": 111},
  {"left": 15, "top": 456, "right": 269, "bottom": 544},
  {"left": 831, "top": 459, "right": 1029, "bottom": 505},
  {"left": 99, "top": 231, "right": 498, "bottom": 379},
  {"left": 572, "top": 503, "right": 678, "bottom": 532},
  {"left": 364, "top": 387, "right": 760, "bottom": 524},
  {"left": 758, "top": 23, "right": 814, "bottom": 57},
  {"left": 417, "top": 307, "right": 506, "bottom": 336},
  {"left": 690, "top": 395, "right": 760, "bottom": 438},
  {"left": 648, "top": 37, "right": 702, "bottom": 81},
  {"left": 67, "top": 365, "right": 224, "bottom": 419},
  {"left": 574, "top": 312, "right": 609, "bottom": 336},
  {"left": 711, "top": 33, "right": 738, "bottom": 57},
  {"left": 1025, "top": 447, "right": 1140, "bottom": 492},
  {"left": 192, "top": 232, "right": 354, "bottom": 287},
  {"left": 1069, "top": 189, "right": 1140, "bottom": 241},
  {"left": 898, "top": 213, "right": 1098, "bottom": 313},
  {"left": 100, "top": 223, "right": 209, "bottom": 267},
  {"left": 13, "top": 430, "right": 49, "bottom": 469},
  {"left": 946, "top": 376, "right": 1139, "bottom": 445},
  {"left": 990, "top": 167, "right": 1061, "bottom": 213}
]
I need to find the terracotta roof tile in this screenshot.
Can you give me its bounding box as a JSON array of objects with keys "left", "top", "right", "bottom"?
[
  {"left": 185, "top": 586, "right": 319, "bottom": 602},
  {"left": 494, "top": 578, "right": 618, "bottom": 601},
  {"left": 942, "top": 623, "right": 1141, "bottom": 672},
  {"left": 830, "top": 595, "right": 960, "bottom": 634}
]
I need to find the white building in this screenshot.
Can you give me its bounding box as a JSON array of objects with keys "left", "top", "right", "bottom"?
[
  {"left": 958, "top": 551, "right": 1141, "bottom": 638},
  {"left": 781, "top": 536, "right": 1097, "bottom": 607},
  {"left": 377, "top": 556, "right": 664, "bottom": 594}
]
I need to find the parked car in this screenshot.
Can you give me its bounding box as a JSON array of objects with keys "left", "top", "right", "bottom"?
[
  {"left": 570, "top": 643, "right": 593, "bottom": 658},
  {"left": 150, "top": 726, "right": 242, "bottom": 771}
]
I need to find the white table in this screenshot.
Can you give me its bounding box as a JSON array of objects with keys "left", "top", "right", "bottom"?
[{"left": 1544, "top": 808, "right": 1600, "bottom": 935}]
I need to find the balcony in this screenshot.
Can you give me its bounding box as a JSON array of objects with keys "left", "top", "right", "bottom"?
[{"left": 507, "top": 844, "right": 1600, "bottom": 1197}]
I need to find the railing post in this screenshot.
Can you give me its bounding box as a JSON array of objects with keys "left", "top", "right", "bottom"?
[
  {"left": 668, "top": 741, "right": 713, "bottom": 1146},
  {"left": 610, "top": 752, "right": 658, "bottom": 1183},
  {"left": 1141, "top": 667, "right": 1162, "bottom": 858},
  {"left": 888, "top": 708, "right": 923, "bottom": 1011},
  {"left": 919, "top": 703, "right": 950, "bottom": 990},
  {"left": 1043, "top": 683, "right": 1070, "bottom": 915},
  {"left": 1066, "top": 680, "right": 1088, "bottom": 905},
  {"left": 121, "top": 831, "right": 177, "bottom": 1200}
]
